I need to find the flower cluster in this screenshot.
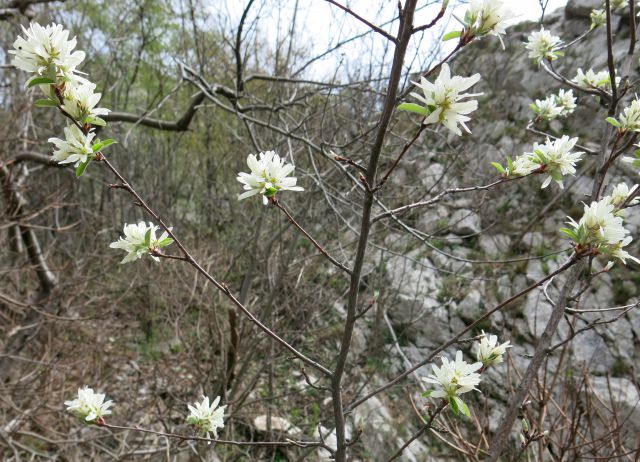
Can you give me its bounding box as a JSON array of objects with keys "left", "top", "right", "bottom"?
[
  {"left": 525, "top": 27, "right": 562, "bottom": 64},
  {"left": 530, "top": 96, "right": 562, "bottom": 120},
  {"left": 590, "top": 9, "right": 606, "bottom": 29},
  {"left": 610, "top": 183, "right": 639, "bottom": 209},
  {"left": 530, "top": 90, "right": 576, "bottom": 120},
  {"left": 237, "top": 151, "right": 304, "bottom": 205},
  {"left": 187, "top": 395, "right": 226, "bottom": 440},
  {"left": 48, "top": 125, "right": 95, "bottom": 168},
  {"left": 64, "top": 386, "right": 113, "bottom": 423},
  {"left": 608, "top": 97, "right": 640, "bottom": 132},
  {"left": 422, "top": 333, "right": 509, "bottom": 417},
  {"left": 423, "top": 351, "right": 482, "bottom": 416},
  {"left": 475, "top": 332, "right": 511, "bottom": 366},
  {"left": 61, "top": 77, "right": 110, "bottom": 125},
  {"left": 9, "top": 23, "right": 85, "bottom": 83},
  {"left": 461, "top": 0, "right": 514, "bottom": 47},
  {"left": 493, "top": 136, "right": 584, "bottom": 189},
  {"left": 109, "top": 222, "right": 174, "bottom": 264},
  {"left": 561, "top": 196, "right": 639, "bottom": 266},
  {"left": 66, "top": 388, "right": 227, "bottom": 440},
  {"left": 402, "top": 63, "right": 482, "bottom": 136},
  {"left": 10, "top": 23, "right": 112, "bottom": 176},
  {"left": 573, "top": 68, "right": 619, "bottom": 92}
]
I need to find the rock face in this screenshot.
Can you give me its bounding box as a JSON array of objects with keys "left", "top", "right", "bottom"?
[{"left": 369, "top": 1, "right": 640, "bottom": 458}]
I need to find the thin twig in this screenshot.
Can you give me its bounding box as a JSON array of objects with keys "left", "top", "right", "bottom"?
[{"left": 270, "top": 197, "right": 351, "bottom": 275}]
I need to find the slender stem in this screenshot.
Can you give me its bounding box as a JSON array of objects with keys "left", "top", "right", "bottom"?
[
  {"left": 270, "top": 197, "right": 351, "bottom": 274},
  {"left": 99, "top": 422, "right": 325, "bottom": 448},
  {"left": 331, "top": 3, "right": 418, "bottom": 460},
  {"left": 376, "top": 124, "right": 426, "bottom": 190},
  {"left": 99, "top": 157, "right": 332, "bottom": 377},
  {"left": 373, "top": 177, "right": 517, "bottom": 223},
  {"left": 606, "top": 0, "right": 618, "bottom": 114},
  {"left": 385, "top": 402, "right": 447, "bottom": 461},
  {"left": 324, "top": 0, "right": 397, "bottom": 43}
]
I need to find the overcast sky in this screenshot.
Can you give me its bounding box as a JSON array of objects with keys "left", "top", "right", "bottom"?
[{"left": 214, "top": 1, "right": 569, "bottom": 79}]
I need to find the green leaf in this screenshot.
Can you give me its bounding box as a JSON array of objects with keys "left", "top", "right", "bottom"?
[
  {"left": 529, "top": 102, "right": 538, "bottom": 112},
  {"left": 88, "top": 117, "right": 107, "bottom": 127},
  {"left": 100, "top": 139, "right": 117, "bottom": 149},
  {"left": 442, "top": 30, "right": 462, "bottom": 41},
  {"left": 421, "top": 390, "right": 433, "bottom": 398},
  {"left": 144, "top": 228, "right": 152, "bottom": 247},
  {"left": 507, "top": 156, "right": 514, "bottom": 173},
  {"left": 27, "top": 76, "right": 56, "bottom": 88},
  {"left": 34, "top": 98, "right": 59, "bottom": 108},
  {"left": 75, "top": 159, "right": 91, "bottom": 177},
  {"left": 449, "top": 398, "right": 459, "bottom": 416},
  {"left": 92, "top": 142, "right": 104, "bottom": 153},
  {"left": 158, "top": 237, "right": 174, "bottom": 247},
  {"left": 397, "top": 102, "right": 429, "bottom": 115},
  {"left": 605, "top": 117, "right": 621, "bottom": 128},
  {"left": 490, "top": 162, "right": 505, "bottom": 174},
  {"left": 452, "top": 397, "right": 470, "bottom": 418},
  {"left": 559, "top": 227, "right": 578, "bottom": 241}
]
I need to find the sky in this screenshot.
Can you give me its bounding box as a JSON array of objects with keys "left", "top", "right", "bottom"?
[{"left": 214, "top": 0, "right": 569, "bottom": 79}]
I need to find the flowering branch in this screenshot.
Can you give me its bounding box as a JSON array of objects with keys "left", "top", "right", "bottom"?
[{"left": 346, "top": 253, "right": 582, "bottom": 413}]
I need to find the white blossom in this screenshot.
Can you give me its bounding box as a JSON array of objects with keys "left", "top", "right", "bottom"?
[
  {"left": 109, "top": 222, "right": 173, "bottom": 264},
  {"left": 237, "top": 151, "right": 304, "bottom": 205},
  {"left": 609, "top": 237, "right": 640, "bottom": 265},
  {"left": 564, "top": 199, "right": 629, "bottom": 250},
  {"left": 48, "top": 124, "right": 95, "bottom": 167},
  {"left": 9, "top": 23, "right": 85, "bottom": 81},
  {"left": 527, "top": 136, "right": 584, "bottom": 188},
  {"left": 509, "top": 154, "right": 539, "bottom": 177},
  {"left": 555, "top": 89, "right": 576, "bottom": 116},
  {"left": 65, "top": 386, "right": 113, "bottom": 423},
  {"left": 590, "top": 9, "right": 606, "bottom": 28},
  {"left": 410, "top": 63, "right": 482, "bottom": 136},
  {"left": 531, "top": 96, "right": 563, "bottom": 120},
  {"left": 525, "top": 27, "right": 562, "bottom": 64},
  {"left": 464, "top": 0, "right": 514, "bottom": 48},
  {"left": 609, "top": 183, "right": 640, "bottom": 207},
  {"left": 422, "top": 351, "right": 482, "bottom": 400},
  {"left": 616, "top": 98, "right": 640, "bottom": 132},
  {"left": 612, "top": 0, "right": 629, "bottom": 9},
  {"left": 573, "top": 68, "right": 619, "bottom": 91},
  {"left": 475, "top": 332, "right": 511, "bottom": 367},
  {"left": 187, "top": 395, "right": 226, "bottom": 440},
  {"left": 61, "top": 77, "right": 110, "bottom": 124}
]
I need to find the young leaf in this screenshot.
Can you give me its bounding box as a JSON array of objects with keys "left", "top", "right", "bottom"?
[
  {"left": 144, "top": 228, "right": 152, "bottom": 247},
  {"left": 449, "top": 398, "right": 459, "bottom": 416},
  {"left": 92, "top": 141, "right": 104, "bottom": 153},
  {"left": 397, "top": 103, "right": 428, "bottom": 115},
  {"left": 158, "top": 237, "right": 174, "bottom": 247},
  {"left": 27, "top": 76, "right": 56, "bottom": 88},
  {"left": 453, "top": 397, "right": 470, "bottom": 418},
  {"left": 100, "top": 139, "right": 117, "bottom": 149},
  {"left": 442, "top": 30, "right": 462, "bottom": 41},
  {"left": 421, "top": 390, "right": 433, "bottom": 398},
  {"left": 34, "top": 98, "right": 59, "bottom": 108},
  {"left": 89, "top": 117, "right": 107, "bottom": 127},
  {"left": 75, "top": 159, "right": 91, "bottom": 177},
  {"left": 605, "top": 117, "right": 621, "bottom": 128},
  {"left": 490, "top": 162, "right": 505, "bottom": 174}
]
